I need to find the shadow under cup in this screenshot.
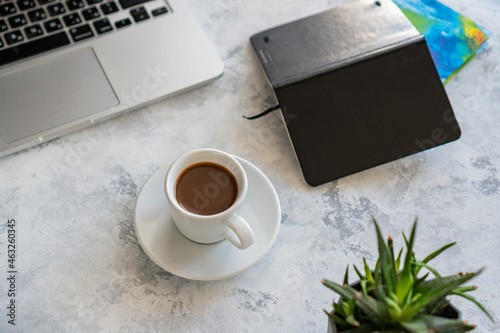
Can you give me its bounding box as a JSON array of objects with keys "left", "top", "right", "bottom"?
[{"left": 165, "top": 149, "right": 250, "bottom": 246}]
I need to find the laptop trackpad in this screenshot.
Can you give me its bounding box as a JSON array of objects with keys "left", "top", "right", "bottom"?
[{"left": 0, "top": 48, "right": 118, "bottom": 144}]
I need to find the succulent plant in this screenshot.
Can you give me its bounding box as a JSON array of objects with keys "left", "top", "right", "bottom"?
[{"left": 322, "top": 217, "right": 493, "bottom": 333}]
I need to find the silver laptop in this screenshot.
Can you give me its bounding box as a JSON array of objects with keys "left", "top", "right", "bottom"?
[{"left": 0, "top": 0, "right": 224, "bottom": 158}]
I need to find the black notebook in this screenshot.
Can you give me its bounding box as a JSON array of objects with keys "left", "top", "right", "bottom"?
[{"left": 250, "top": 0, "right": 461, "bottom": 186}]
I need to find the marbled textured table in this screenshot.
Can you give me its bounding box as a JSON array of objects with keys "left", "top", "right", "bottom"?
[{"left": 1, "top": 0, "right": 499, "bottom": 331}]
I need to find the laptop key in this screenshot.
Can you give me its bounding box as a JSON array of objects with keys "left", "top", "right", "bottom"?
[
  {"left": 86, "top": 0, "right": 103, "bottom": 5},
  {"left": 119, "top": 0, "right": 150, "bottom": 10},
  {"left": 38, "top": 0, "right": 56, "bottom": 4},
  {"left": 4, "top": 30, "right": 24, "bottom": 45},
  {"left": 0, "top": 19, "right": 7, "bottom": 31},
  {"left": 9, "top": 14, "right": 28, "bottom": 28},
  {"left": 93, "top": 17, "right": 112, "bottom": 34},
  {"left": 0, "top": 3, "right": 17, "bottom": 17},
  {"left": 82, "top": 7, "right": 100, "bottom": 21},
  {"left": 152, "top": 7, "right": 167, "bottom": 16},
  {"left": 63, "top": 12, "right": 82, "bottom": 27},
  {"left": 100, "top": 2, "right": 118, "bottom": 15},
  {"left": 115, "top": 18, "right": 131, "bottom": 29},
  {"left": 66, "top": 0, "right": 84, "bottom": 11},
  {"left": 17, "top": 0, "right": 36, "bottom": 11},
  {"left": 24, "top": 23, "right": 43, "bottom": 38},
  {"left": 69, "top": 24, "right": 94, "bottom": 42},
  {"left": 44, "top": 18, "right": 63, "bottom": 32},
  {"left": 47, "top": 3, "right": 66, "bottom": 16},
  {"left": 0, "top": 36, "right": 4, "bottom": 48},
  {"left": 130, "top": 6, "right": 148, "bottom": 22},
  {"left": 0, "top": 31, "right": 70, "bottom": 67},
  {"left": 28, "top": 8, "right": 47, "bottom": 22}
]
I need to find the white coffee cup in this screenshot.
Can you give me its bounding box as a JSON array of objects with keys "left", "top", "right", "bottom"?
[{"left": 164, "top": 148, "right": 255, "bottom": 250}]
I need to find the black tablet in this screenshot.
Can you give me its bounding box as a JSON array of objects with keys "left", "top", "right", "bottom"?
[{"left": 250, "top": 0, "right": 461, "bottom": 186}]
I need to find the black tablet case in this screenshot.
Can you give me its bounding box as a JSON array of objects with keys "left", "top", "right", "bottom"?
[{"left": 250, "top": 0, "right": 461, "bottom": 186}]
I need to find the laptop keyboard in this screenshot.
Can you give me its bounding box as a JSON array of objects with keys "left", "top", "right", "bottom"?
[{"left": 0, "top": 0, "right": 170, "bottom": 67}]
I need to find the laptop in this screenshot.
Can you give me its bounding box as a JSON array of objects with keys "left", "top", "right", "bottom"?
[{"left": 0, "top": 0, "right": 224, "bottom": 158}]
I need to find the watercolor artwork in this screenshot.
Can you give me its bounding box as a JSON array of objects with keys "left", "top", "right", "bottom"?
[{"left": 393, "top": 0, "right": 490, "bottom": 83}]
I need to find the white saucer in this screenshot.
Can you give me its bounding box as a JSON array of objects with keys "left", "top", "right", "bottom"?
[{"left": 134, "top": 156, "right": 281, "bottom": 281}]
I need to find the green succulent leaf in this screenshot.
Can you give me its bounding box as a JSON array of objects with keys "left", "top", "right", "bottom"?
[
  {"left": 412, "top": 261, "right": 441, "bottom": 278},
  {"left": 398, "top": 318, "right": 429, "bottom": 333},
  {"left": 322, "top": 278, "right": 390, "bottom": 326},
  {"left": 385, "top": 296, "right": 403, "bottom": 321},
  {"left": 353, "top": 264, "right": 364, "bottom": 281},
  {"left": 354, "top": 290, "right": 392, "bottom": 326},
  {"left": 323, "top": 279, "right": 358, "bottom": 302},
  {"left": 453, "top": 286, "right": 476, "bottom": 293},
  {"left": 414, "top": 271, "right": 481, "bottom": 296},
  {"left": 343, "top": 266, "right": 350, "bottom": 286},
  {"left": 451, "top": 290, "right": 494, "bottom": 321},
  {"left": 415, "top": 242, "right": 456, "bottom": 276},
  {"left": 421, "top": 242, "right": 456, "bottom": 264},
  {"left": 406, "top": 271, "right": 481, "bottom": 319},
  {"left": 342, "top": 299, "right": 356, "bottom": 315},
  {"left": 373, "top": 218, "right": 398, "bottom": 296},
  {"left": 333, "top": 302, "right": 346, "bottom": 318},
  {"left": 401, "top": 315, "right": 476, "bottom": 333},
  {"left": 388, "top": 236, "right": 396, "bottom": 274},
  {"left": 400, "top": 288, "right": 414, "bottom": 309},
  {"left": 363, "top": 258, "right": 373, "bottom": 281},
  {"left": 345, "top": 314, "right": 361, "bottom": 327},
  {"left": 372, "top": 260, "right": 389, "bottom": 305},
  {"left": 395, "top": 248, "right": 403, "bottom": 272},
  {"left": 396, "top": 220, "right": 417, "bottom": 304},
  {"left": 359, "top": 280, "right": 368, "bottom": 296},
  {"left": 396, "top": 264, "right": 414, "bottom": 305},
  {"left": 325, "top": 309, "right": 350, "bottom": 328},
  {"left": 413, "top": 272, "right": 429, "bottom": 290}
]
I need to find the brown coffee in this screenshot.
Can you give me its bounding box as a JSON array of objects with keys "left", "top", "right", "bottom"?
[{"left": 175, "top": 162, "right": 238, "bottom": 215}]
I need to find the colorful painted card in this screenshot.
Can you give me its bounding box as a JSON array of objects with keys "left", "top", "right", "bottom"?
[{"left": 393, "top": 0, "right": 490, "bottom": 83}]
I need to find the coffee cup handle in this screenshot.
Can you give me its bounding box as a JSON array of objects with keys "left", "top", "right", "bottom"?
[{"left": 223, "top": 214, "right": 255, "bottom": 250}]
